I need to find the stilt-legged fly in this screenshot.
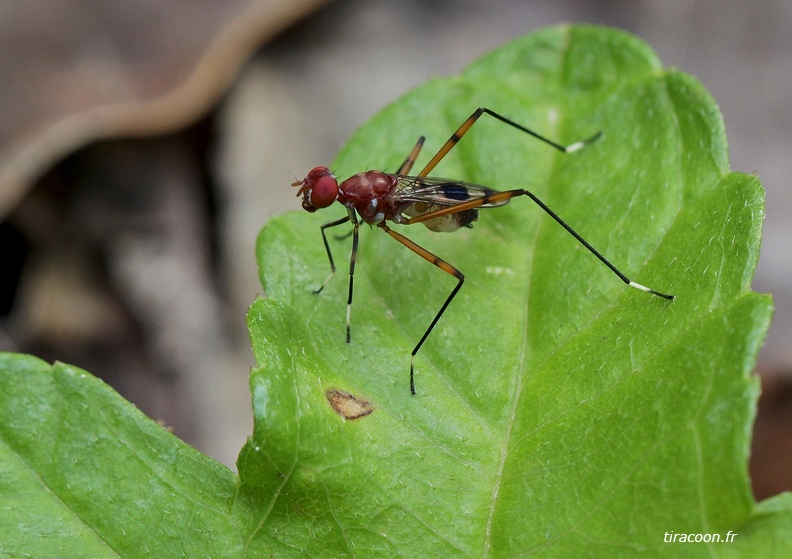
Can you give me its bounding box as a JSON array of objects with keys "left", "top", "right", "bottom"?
[{"left": 292, "top": 107, "right": 674, "bottom": 395}]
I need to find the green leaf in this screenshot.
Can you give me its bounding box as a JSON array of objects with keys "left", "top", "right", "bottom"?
[
  {"left": 2, "top": 25, "right": 789, "bottom": 559},
  {"left": 246, "top": 25, "right": 787, "bottom": 557},
  {"left": 0, "top": 353, "right": 241, "bottom": 557}
]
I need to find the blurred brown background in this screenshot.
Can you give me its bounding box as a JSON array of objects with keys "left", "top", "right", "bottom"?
[{"left": 1, "top": 0, "right": 789, "bottom": 500}]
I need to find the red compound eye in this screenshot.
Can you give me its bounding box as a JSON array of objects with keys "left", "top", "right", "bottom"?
[{"left": 309, "top": 173, "right": 338, "bottom": 208}]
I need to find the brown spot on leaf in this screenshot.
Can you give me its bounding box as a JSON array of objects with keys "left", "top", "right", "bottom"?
[{"left": 326, "top": 389, "right": 373, "bottom": 420}]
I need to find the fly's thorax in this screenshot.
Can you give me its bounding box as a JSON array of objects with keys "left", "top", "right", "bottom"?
[{"left": 339, "top": 171, "right": 399, "bottom": 224}]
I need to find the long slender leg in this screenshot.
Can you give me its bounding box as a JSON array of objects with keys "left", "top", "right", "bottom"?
[
  {"left": 401, "top": 189, "right": 674, "bottom": 300},
  {"left": 314, "top": 210, "right": 362, "bottom": 343},
  {"left": 396, "top": 136, "right": 425, "bottom": 175},
  {"left": 314, "top": 213, "right": 352, "bottom": 294},
  {"left": 337, "top": 137, "right": 425, "bottom": 345},
  {"left": 405, "top": 108, "right": 670, "bottom": 298},
  {"left": 514, "top": 189, "right": 674, "bottom": 299},
  {"left": 345, "top": 211, "right": 361, "bottom": 343},
  {"left": 378, "top": 222, "right": 465, "bottom": 395},
  {"left": 418, "top": 107, "right": 601, "bottom": 177}
]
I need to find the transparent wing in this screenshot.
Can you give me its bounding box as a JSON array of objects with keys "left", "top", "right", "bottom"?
[{"left": 390, "top": 175, "right": 510, "bottom": 208}]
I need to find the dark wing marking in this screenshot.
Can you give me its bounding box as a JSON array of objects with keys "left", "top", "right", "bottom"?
[{"left": 390, "top": 175, "right": 510, "bottom": 208}]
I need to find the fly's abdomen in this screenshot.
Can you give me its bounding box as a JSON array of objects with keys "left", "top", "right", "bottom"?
[{"left": 403, "top": 202, "right": 479, "bottom": 232}]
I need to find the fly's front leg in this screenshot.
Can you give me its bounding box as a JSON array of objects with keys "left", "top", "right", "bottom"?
[
  {"left": 315, "top": 212, "right": 352, "bottom": 294},
  {"left": 345, "top": 211, "right": 361, "bottom": 343}
]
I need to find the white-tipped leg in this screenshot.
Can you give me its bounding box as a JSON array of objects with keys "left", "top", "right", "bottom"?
[
  {"left": 565, "top": 131, "right": 603, "bottom": 153},
  {"left": 628, "top": 281, "right": 675, "bottom": 300},
  {"left": 345, "top": 301, "right": 352, "bottom": 343},
  {"left": 314, "top": 270, "right": 336, "bottom": 294}
]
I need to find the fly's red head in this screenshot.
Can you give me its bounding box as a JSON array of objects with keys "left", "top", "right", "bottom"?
[{"left": 292, "top": 166, "right": 338, "bottom": 212}]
